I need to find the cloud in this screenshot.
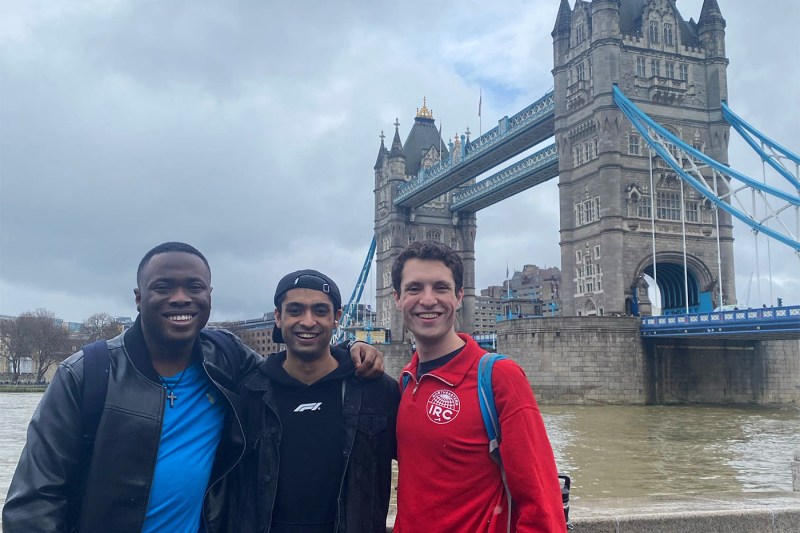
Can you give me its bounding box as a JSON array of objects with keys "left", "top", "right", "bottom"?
[{"left": 1, "top": 0, "right": 798, "bottom": 323}]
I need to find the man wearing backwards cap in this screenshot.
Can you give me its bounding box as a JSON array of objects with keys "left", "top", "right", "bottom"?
[{"left": 232, "top": 269, "right": 400, "bottom": 533}]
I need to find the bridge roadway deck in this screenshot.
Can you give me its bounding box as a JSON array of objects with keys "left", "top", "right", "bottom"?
[
  {"left": 641, "top": 305, "right": 800, "bottom": 339},
  {"left": 385, "top": 492, "right": 800, "bottom": 531}
]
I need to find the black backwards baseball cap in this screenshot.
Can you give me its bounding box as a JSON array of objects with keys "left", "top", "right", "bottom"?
[{"left": 272, "top": 269, "right": 342, "bottom": 344}]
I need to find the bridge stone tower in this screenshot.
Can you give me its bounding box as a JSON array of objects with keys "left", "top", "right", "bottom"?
[
  {"left": 374, "top": 102, "right": 477, "bottom": 344},
  {"left": 553, "top": 0, "right": 736, "bottom": 316}
]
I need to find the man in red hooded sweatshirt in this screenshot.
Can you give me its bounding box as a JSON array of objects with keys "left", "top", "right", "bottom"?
[{"left": 392, "top": 240, "right": 565, "bottom": 532}]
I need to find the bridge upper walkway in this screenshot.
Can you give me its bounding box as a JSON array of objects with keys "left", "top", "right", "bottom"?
[
  {"left": 641, "top": 305, "right": 800, "bottom": 339},
  {"left": 394, "top": 90, "right": 555, "bottom": 209},
  {"left": 450, "top": 143, "right": 558, "bottom": 211}
]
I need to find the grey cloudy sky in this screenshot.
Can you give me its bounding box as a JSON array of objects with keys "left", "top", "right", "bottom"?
[{"left": 1, "top": 0, "right": 798, "bottom": 324}]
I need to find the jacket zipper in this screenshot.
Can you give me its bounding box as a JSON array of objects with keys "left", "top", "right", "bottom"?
[
  {"left": 265, "top": 391, "right": 281, "bottom": 533},
  {"left": 125, "top": 346, "right": 165, "bottom": 533},
  {"left": 403, "top": 370, "right": 455, "bottom": 399},
  {"left": 201, "top": 362, "right": 246, "bottom": 532}
]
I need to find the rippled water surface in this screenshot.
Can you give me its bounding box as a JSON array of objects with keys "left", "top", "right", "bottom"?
[
  {"left": 542, "top": 404, "right": 800, "bottom": 500},
  {"left": 2, "top": 393, "right": 798, "bottom": 508},
  {"left": 1, "top": 393, "right": 42, "bottom": 509}
]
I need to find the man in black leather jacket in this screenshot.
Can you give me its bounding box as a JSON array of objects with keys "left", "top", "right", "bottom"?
[
  {"left": 231, "top": 269, "right": 399, "bottom": 532},
  {"left": 2, "top": 243, "right": 384, "bottom": 533}
]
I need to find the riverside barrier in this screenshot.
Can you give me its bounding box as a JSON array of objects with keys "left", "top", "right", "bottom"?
[{"left": 385, "top": 492, "right": 800, "bottom": 532}]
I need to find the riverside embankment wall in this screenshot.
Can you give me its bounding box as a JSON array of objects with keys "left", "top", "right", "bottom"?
[{"left": 382, "top": 317, "right": 800, "bottom": 405}]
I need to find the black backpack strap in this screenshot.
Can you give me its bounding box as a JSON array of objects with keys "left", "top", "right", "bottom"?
[{"left": 80, "top": 340, "right": 110, "bottom": 447}]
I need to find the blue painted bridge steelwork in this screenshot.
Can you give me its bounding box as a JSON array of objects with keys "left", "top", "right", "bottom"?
[
  {"left": 641, "top": 305, "right": 800, "bottom": 339},
  {"left": 394, "top": 90, "right": 555, "bottom": 209},
  {"left": 451, "top": 143, "right": 558, "bottom": 212}
]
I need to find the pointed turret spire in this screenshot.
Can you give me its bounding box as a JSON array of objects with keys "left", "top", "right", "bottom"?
[
  {"left": 552, "top": 0, "right": 572, "bottom": 36},
  {"left": 698, "top": 0, "right": 725, "bottom": 27},
  {"left": 374, "top": 130, "right": 387, "bottom": 170},
  {"left": 389, "top": 118, "right": 405, "bottom": 159}
]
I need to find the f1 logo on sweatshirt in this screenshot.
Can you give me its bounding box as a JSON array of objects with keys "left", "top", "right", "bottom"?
[
  {"left": 294, "top": 402, "right": 322, "bottom": 412},
  {"left": 426, "top": 390, "right": 460, "bottom": 424}
]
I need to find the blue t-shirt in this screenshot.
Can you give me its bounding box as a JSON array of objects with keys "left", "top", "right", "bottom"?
[{"left": 142, "top": 361, "right": 226, "bottom": 533}]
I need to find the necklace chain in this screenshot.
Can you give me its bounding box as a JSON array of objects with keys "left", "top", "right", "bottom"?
[{"left": 159, "top": 364, "right": 189, "bottom": 408}]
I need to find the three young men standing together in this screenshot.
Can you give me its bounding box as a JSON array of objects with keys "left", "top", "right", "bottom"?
[{"left": 4, "top": 240, "right": 565, "bottom": 532}]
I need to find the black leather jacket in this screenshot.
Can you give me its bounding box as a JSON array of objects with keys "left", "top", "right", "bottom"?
[
  {"left": 231, "top": 348, "right": 399, "bottom": 533},
  {"left": 2, "top": 318, "right": 262, "bottom": 533}
]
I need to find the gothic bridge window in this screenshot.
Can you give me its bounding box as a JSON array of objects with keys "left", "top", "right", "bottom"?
[
  {"left": 425, "top": 230, "right": 441, "bottom": 242},
  {"left": 636, "top": 57, "right": 646, "bottom": 77},
  {"left": 649, "top": 20, "right": 660, "bottom": 44},
  {"left": 574, "top": 196, "right": 600, "bottom": 226},
  {"left": 575, "top": 22, "right": 586, "bottom": 45},
  {"left": 650, "top": 58, "right": 661, "bottom": 78},
  {"left": 663, "top": 22, "right": 674, "bottom": 46},
  {"left": 627, "top": 180, "right": 707, "bottom": 224},
  {"left": 570, "top": 120, "right": 598, "bottom": 167},
  {"left": 574, "top": 245, "right": 602, "bottom": 296},
  {"left": 628, "top": 131, "right": 641, "bottom": 155}
]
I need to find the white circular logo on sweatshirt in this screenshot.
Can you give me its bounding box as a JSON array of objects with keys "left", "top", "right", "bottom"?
[{"left": 426, "top": 389, "right": 461, "bottom": 424}]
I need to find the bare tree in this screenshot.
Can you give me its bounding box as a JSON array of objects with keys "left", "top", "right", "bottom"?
[
  {"left": 27, "top": 309, "right": 70, "bottom": 382},
  {"left": 83, "top": 312, "right": 122, "bottom": 342},
  {"left": 1, "top": 309, "right": 70, "bottom": 383},
  {"left": 0, "top": 317, "right": 32, "bottom": 383}
]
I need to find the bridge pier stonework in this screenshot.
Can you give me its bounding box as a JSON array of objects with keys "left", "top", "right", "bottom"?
[
  {"left": 498, "top": 316, "right": 648, "bottom": 404},
  {"left": 646, "top": 338, "right": 800, "bottom": 404},
  {"left": 494, "top": 318, "right": 800, "bottom": 406}
]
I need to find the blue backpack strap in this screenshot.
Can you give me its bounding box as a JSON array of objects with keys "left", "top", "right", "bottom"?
[
  {"left": 401, "top": 373, "right": 411, "bottom": 391},
  {"left": 477, "top": 353, "right": 512, "bottom": 532},
  {"left": 477, "top": 353, "right": 507, "bottom": 459},
  {"left": 80, "top": 340, "right": 110, "bottom": 447}
]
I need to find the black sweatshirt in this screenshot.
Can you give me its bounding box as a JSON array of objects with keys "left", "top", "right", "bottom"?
[{"left": 261, "top": 348, "right": 354, "bottom": 533}]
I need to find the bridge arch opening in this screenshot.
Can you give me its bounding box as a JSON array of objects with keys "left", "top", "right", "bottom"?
[
  {"left": 580, "top": 298, "right": 599, "bottom": 317},
  {"left": 633, "top": 253, "right": 716, "bottom": 316}
]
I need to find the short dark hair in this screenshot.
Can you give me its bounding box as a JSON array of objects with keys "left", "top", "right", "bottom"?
[
  {"left": 391, "top": 240, "right": 463, "bottom": 293},
  {"left": 137, "top": 242, "right": 210, "bottom": 287}
]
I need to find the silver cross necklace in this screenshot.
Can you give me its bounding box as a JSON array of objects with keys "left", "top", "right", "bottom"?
[{"left": 159, "top": 365, "right": 189, "bottom": 408}]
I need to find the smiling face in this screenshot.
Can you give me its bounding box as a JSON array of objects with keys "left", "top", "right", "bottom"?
[
  {"left": 275, "top": 288, "right": 342, "bottom": 363},
  {"left": 134, "top": 251, "right": 212, "bottom": 354},
  {"left": 394, "top": 258, "right": 463, "bottom": 355}
]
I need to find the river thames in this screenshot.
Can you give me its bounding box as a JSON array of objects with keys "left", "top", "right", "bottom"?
[{"left": 1, "top": 392, "right": 798, "bottom": 509}]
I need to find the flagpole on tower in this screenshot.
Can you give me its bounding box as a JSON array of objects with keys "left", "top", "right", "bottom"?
[{"left": 478, "top": 89, "right": 482, "bottom": 137}]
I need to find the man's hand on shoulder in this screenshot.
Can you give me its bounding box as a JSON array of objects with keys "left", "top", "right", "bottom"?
[{"left": 348, "top": 341, "right": 385, "bottom": 378}]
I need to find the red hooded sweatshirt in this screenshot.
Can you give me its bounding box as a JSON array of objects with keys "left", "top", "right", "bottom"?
[{"left": 395, "top": 334, "right": 566, "bottom": 532}]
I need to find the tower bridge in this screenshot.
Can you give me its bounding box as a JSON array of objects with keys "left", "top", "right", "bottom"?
[
  {"left": 362, "top": 0, "right": 800, "bottom": 404},
  {"left": 362, "top": 0, "right": 800, "bottom": 406}
]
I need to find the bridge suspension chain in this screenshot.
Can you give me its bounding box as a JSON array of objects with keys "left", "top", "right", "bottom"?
[{"left": 612, "top": 85, "right": 800, "bottom": 260}]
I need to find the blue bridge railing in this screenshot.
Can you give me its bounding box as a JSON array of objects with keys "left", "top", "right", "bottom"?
[{"left": 641, "top": 305, "right": 800, "bottom": 337}]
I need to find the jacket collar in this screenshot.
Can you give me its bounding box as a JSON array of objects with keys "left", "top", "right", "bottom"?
[
  {"left": 402, "top": 333, "right": 484, "bottom": 387},
  {"left": 122, "top": 315, "right": 204, "bottom": 383},
  {"left": 246, "top": 346, "right": 355, "bottom": 391}
]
